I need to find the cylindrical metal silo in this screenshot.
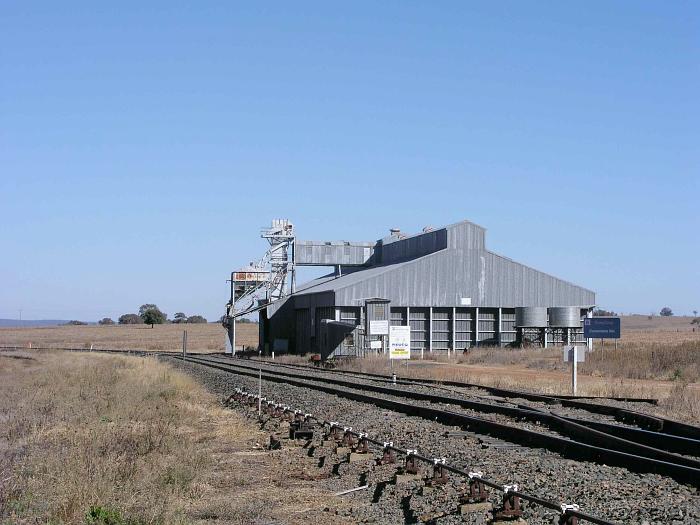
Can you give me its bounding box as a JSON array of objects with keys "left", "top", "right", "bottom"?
[
  {"left": 548, "top": 307, "right": 581, "bottom": 328},
  {"left": 515, "top": 307, "right": 548, "bottom": 327}
]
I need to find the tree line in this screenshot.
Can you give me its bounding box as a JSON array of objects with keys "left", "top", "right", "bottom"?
[{"left": 97, "top": 304, "right": 208, "bottom": 327}]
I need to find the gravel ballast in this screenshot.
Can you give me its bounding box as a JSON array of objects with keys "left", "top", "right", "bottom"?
[{"left": 169, "top": 357, "right": 700, "bottom": 525}]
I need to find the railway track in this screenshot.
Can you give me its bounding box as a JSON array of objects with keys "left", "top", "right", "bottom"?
[
  {"left": 5, "top": 346, "right": 698, "bottom": 522},
  {"left": 226, "top": 359, "right": 700, "bottom": 442},
  {"left": 226, "top": 386, "right": 615, "bottom": 525},
  {"left": 239, "top": 356, "right": 700, "bottom": 442},
  {"left": 236, "top": 357, "right": 700, "bottom": 459},
  {"left": 169, "top": 353, "right": 700, "bottom": 523},
  {"left": 173, "top": 354, "right": 700, "bottom": 486}
]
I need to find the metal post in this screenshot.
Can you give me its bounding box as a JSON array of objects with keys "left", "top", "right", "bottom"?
[
  {"left": 572, "top": 346, "right": 578, "bottom": 395},
  {"left": 406, "top": 306, "right": 411, "bottom": 357},
  {"left": 258, "top": 368, "right": 262, "bottom": 417},
  {"left": 428, "top": 307, "right": 433, "bottom": 353},
  {"left": 451, "top": 306, "right": 456, "bottom": 354},
  {"left": 182, "top": 330, "right": 187, "bottom": 361},
  {"left": 475, "top": 307, "right": 479, "bottom": 347},
  {"left": 232, "top": 319, "right": 236, "bottom": 355},
  {"left": 497, "top": 307, "right": 502, "bottom": 347}
]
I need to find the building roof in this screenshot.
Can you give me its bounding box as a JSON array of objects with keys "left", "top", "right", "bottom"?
[{"left": 287, "top": 219, "right": 594, "bottom": 308}]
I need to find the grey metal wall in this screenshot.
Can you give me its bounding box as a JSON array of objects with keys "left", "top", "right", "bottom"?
[
  {"left": 380, "top": 228, "right": 448, "bottom": 264},
  {"left": 295, "top": 240, "right": 375, "bottom": 266},
  {"left": 329, "top": 221, "right": 594, "bottom": 308}
]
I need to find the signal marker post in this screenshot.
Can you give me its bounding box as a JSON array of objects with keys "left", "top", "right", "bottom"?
[{"left": 563, "top": 345, "right": 585, "bottom": 395}]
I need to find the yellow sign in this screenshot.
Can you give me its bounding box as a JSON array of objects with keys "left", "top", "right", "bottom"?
[{"left": 389, "top": 325, "right": 411, "bottom": 360}]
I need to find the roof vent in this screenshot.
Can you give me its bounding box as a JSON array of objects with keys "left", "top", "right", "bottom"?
[{"left": 389, "top": 228, "right": 401, "bottom": 236}]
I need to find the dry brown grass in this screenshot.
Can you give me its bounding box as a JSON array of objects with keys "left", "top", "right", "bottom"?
[
  {"left": 0, "top": 323, "right": 258, "bottom": 353},
  {"left": 0, "top": 350, "right": 338, "bottom": 524}
]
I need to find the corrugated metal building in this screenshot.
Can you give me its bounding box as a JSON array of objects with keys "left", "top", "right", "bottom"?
[{"left": 260, "top": 220, "right": 595, "bottom": 357}]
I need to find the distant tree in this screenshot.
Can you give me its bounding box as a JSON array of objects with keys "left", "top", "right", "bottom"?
[
  {"left": 173, "top": 312, "right": 187, "bottom": 324},
  {"left": 139, "top": 304, "right": 159, "bottom": 316},
  {"left": 98, "top": 317, "right": 115, "bottom": 325},
  {"left": 64, "top": 320, "right": 87, "bottom": 326},
  {"left": 660, "top": 307, "right": 673, "bottom": 317},
  {"left": 694, "top": 310, "right": 698, "bottom": 318},
  {"left": 593, "top": 308, "right": 617, "bottom": 317},
  {"left": 187, "top": 315, "right": 207, "bottom": 324},
  {"left": 141, "top": 305, "right": 167, "bottom": 327},
  {"left": 692, "top": 318, "right": 700, "bottom": 326},
  {"left": 118, "top": 313, "right": 143, "bottom": 325}
]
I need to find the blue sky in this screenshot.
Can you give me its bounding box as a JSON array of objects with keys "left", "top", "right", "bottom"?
[{"left": 1, "top": 1, "right": 698, "bottom": 321}]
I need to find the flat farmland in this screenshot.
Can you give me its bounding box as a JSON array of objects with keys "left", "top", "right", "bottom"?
[
  {"left": 620, "top": 314, "right": 700, "bottom": 343},
  {"left": 0, "top": 322, "right": 258, "bottom": 353}
]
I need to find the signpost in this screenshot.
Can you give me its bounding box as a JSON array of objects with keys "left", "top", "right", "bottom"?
[
  {"left": 583, "top": 317, "right": 621, "bottom": 352},
  {"left": 583, "top": 317, "right": 621, "bottom": 339},
  {"left": 369, "top": 319, "right": 389, "bottom": 336},
  {"left": 563, "top": 345, "right": 585, "bottom": 395},
  {"left": 389, "top": 325, "right": 411, "bottom": 360},
  {"left": 389, "top": 325, "right": 411, "bottom": 382}
]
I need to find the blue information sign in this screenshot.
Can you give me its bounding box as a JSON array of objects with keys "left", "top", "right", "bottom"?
[{"left": 583, "top": 317, "right": 621, "bottom": 339}]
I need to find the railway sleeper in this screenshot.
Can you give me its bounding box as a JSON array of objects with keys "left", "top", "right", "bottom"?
[
  {"left": 225, "top": 386, "right": 618, "bottom": 525},
  {"left": 186, "top": 356, "right": 700, "bottom": 485}
]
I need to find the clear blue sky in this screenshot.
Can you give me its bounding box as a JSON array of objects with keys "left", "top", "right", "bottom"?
[{"left": 1, "top": 2, "right": 698, "bottom": 321}]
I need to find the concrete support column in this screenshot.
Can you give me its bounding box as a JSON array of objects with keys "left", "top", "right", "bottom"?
[
  {"left": 406, "top": 306, "right": 411, "bottom": 355},
  {"left": 452, "top": 306, "right": 456, "bottom": 352},
  {"left": 497, "top": 307, "right": 502, "bottom": 347},
  {"left": 475, "top": 307, "right": 479, "bottom": 347},
  {"left": 428, "top": 307, "right": 433, "bottom": 353}
]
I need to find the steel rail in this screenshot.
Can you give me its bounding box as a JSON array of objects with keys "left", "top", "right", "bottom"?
[
  {"left": 231, "top": 387, "right": 618, "bottom": 525},
  {"left": 240, "top": 356, "right": 700, "bottom": 441},
  {"left": 198, "top": 355, "right": 700, "bottom": 459},
  {"left": 175, "top": 354, "right": 700, "bottom": 486},
  {"left": 242, "top": 356, "right": 658, "bottom": 404}
]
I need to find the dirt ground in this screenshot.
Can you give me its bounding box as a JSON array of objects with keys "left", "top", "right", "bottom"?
[
  {"left": 0, "top": 322, "right": 258, "bottom": 352},
  {"left": 620, "top": 315, "right": 700, "bottom": 343}
]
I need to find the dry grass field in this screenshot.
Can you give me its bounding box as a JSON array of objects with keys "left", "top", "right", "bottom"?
[
  {"left": 0, "top": 350, "right": 342, "bottom": 524},
  {"left": 620, "top": 315, "right": 700, "bottom": 343},
  {"left": 0, "top": 322, "right": 258, "bottom": 353}
]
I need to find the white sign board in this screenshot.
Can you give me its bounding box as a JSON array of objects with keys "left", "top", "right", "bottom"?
[
  {"left": 369, "top": 319, "right": 389, "bottom": 335},
  {"left": 563, "top": 345, "right": 585, "bottom": 362},
  {"left": 369, "top": 340, "right": 383, "bottom": 349},
  {"left": 389, "top": 325, "right": 411, "bottom": 360},
  {"left": 460, "top": 297, "right": 472, "bottom": 306}
]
